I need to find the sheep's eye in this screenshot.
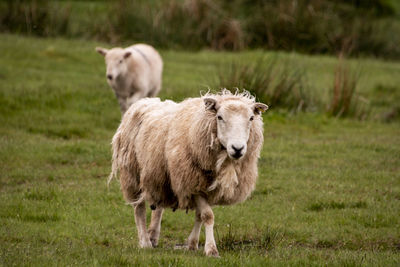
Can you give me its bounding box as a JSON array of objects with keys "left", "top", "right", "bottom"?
[
  {"left": 119, "top": 60, "right": 123, "bottom": 64},
  {"left": 250, "top": 116, "right": 254, "bottom": 121},
  {"left": 217, "top": 115, "right": 223, "bottom": 121}
]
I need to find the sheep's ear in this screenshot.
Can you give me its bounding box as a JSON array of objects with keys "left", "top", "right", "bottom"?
[
  {"left": 203, "top": 97, "right": 220, "bottom": 113},
  {"left": 123, "top": 52, "right": 131, "bottom": 59},
  {"left": 253, "top": 102, "right": 268, "bottom": 115},
  {"left": 95, "top": 47, "right": 108, "bottom": 56}
]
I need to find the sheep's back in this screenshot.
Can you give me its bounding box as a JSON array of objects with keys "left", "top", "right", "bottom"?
[{"left": 126, "top": 44, "right": 163, "bottom": 89}]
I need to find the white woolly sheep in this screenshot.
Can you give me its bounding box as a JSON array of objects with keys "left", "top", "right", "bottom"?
[
  {"left": 96, "top": 44, "right": 163, "bottom": 114},
  {"left": 109, "top": 90, "right": 268, "bottom": 257}
]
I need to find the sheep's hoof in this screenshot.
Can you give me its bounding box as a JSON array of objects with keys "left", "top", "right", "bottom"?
[
  {"left": 148, "top": 229, "right": 159, "bottom": 247},
  {"left": 139, "top": 240, "right": 153, "bottom": 248},
  {"left": 188, "top": 239, "right": 199, "bottom": 250},
  {"left": 205, "top": 244, "right": 219, "bottom": 257},
  {"left": 150, "top": 238, "right": 158, "bottom": 248}
]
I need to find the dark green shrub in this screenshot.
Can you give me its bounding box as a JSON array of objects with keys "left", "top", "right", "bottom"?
[
  {"left": 106, "top": 0, "right": 245, "bottom": 50},
  {"left": 243, "top": 0, "right": 399, "bottom": 58},
  {"left": 0, "top": 0, "right": 398, "bottom": 59},
  {"left": 0, "top": 0, "right": 70, "bottom": 36}
]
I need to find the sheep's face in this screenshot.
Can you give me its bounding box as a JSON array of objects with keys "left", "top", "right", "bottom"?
[
  {"left": 204, "top": 97, "right": 268, "bottom": 160},
  {"left": 96, "top": 47, "right": 132, "bottom": 88}
]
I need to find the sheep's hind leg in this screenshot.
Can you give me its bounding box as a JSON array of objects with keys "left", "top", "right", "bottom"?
[
  {"left": 187, "top": 207, "right": 202, "bottom": 250},
  {"left": 148, "top": 207, "right": 164, "bottom": 247},
  {"left": 195, "top": 196, "right": 219, "bottom": 257},
  {"left": 134, "top": 202, "right": 152, "bottom": 248}
]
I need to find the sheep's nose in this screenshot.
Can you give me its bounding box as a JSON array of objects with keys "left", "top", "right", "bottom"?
[
  {"left": 107, "top": 74, "right": 113, "bottom": 80},
  {"left": 231, "top": 145, "right": 244, "bottom": 159},
  {"left": 232, "top": 145, "right": 244, "bottom": 153}
]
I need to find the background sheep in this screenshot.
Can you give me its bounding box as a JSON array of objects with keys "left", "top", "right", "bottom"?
[
  {"left": 109, "top": 90, "right": 268, "bottom": 257},
  {"left": 96, "top": 44, "right": 163, "bottom": 114}
]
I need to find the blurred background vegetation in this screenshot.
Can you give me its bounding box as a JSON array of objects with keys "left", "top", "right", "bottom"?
[{"left": 1, "top": 0, "right": 400, "bottom": 59}]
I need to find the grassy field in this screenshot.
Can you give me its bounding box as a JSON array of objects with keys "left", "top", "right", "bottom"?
[{"left": 0, "top": 34, "right": 399, "bottom": 266}]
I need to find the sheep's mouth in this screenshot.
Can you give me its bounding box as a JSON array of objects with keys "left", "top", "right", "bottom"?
[{"left": 229, "top": 152, "right": 243, "bottom": 160}]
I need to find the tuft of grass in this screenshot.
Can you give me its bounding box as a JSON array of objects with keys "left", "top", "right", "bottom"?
[
  {"left": 27, "top": 125, "right": 90, "bottom": 140},
  {"left": 21, "top": 213, "right": 60, "bottom": 223},
  {"left": 308, "top": 201, "right": 368, "bottom": 212},
  {"left": 216, "top": 224, "right": 283, "bottom": 252},
  {"left": 216, "top": 58, "right": 310, "bottom": 112},
  {"left": 24, "top": 189, "right": 58, "bottom": 202},
  {"left": 327, "top": 58, "right": 370, "bottom": 119}
]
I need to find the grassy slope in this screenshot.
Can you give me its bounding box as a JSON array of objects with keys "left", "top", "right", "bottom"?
[{"left": 0, "top": 34, "right": 399, "bottom": 266}]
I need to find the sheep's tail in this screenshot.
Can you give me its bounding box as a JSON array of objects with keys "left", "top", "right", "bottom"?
[
  {"left": 108, "top": 160, "right": 118, "bottom": 186},
  {"left": 108, "top": 130, "right": 122, "bottom": 186},
  {"left": 126, "top": 193, "right": 145, "bottom": 207}
]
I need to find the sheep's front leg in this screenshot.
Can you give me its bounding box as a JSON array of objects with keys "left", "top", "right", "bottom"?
[
  {"left": 127, "top": 91, "right": 146, "bottom": 107},
  {"left": 187, "top": 207, "right": 202, "bottom": 250},
  {"left": 148, "top": 207, "right": 164, "bottom": 247},
  {"left": 116, "top": 97, "right": 127, "bottom": 114},
  {"left": 134, "top": 202, "right": 152, "bottom": 248},
  {"left": 195, "top": 196, "right": 219, "bottom": 257}
]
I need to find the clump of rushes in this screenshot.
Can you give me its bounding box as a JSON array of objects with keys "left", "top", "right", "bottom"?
[
  {"left": 327, "top": 57, "right": 369, "bottom": 119},
  {"left": 216, "top": 58, "right": 309, "bottom": 112}
]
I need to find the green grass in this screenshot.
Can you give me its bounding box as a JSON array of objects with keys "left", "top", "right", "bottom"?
[{"left": 0, "top": 34, "right": 399, "bottom": 266}]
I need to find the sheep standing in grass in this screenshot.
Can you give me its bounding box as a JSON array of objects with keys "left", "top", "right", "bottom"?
[
  {"left": 96, "top": 44, "right": 163, "bottom": 114},
  {"left": 109, "top": 90, "right": 268, "bottom": 257}
]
